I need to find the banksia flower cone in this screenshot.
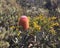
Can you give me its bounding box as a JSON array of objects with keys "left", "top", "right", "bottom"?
[{"left": 19, "top": 16, "right": 29, "bottom": 30}]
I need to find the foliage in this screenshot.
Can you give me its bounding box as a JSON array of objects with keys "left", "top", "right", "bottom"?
[
  {"left": 0, "top": 0, "right": 60, "bottom": 48},
  {"left": 29, "top": 15, "right": 60, "bottom": 35},
  {"left": 0, "top": 13, "right": 60, "bottom": 48}
]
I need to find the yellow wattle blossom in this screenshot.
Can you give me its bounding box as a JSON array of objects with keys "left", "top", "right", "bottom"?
[
  {"left": 35, "top": 25, "right": 41, "bottom": 31},
  {"left": 33, "top": 22, "right": 41, "bottom": 31},
  {"left": 17, "top": 32, "right": 21, "bottom": 36},
  {"left": 10, "top": 26, "right": 15, "bottom": 29},
  {"left": 49, "top": 29, "right": 56, "bottom": 35},
  {"left": 51, "top": 16, "right": 57, "bottom": 20},
  {"left": 55, "top": 23, "right": 59, "bottom": 26},
  {"left": 39, "top": 15, "right": 45, "bottom": 20},
  {"left": 51, "top": 22, "right": 59, "bottom": 26},
  {"left": 49, "top": 27, "right": 56, "bottom": 35},
  {"left": 48, "top": 17, "right": 57, "bottom": 21},
  {"left": 33, "top": 22, "right": 37, "bottom": 27}
]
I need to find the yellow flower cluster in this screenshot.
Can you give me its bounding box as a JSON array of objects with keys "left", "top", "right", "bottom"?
[
  {"left": 10, "top": 26, "right": 15, "bottom": 29},
  {"left": 51, "top": 16, "right": 57, "bottom": 20},
  {"left": 49, "top": 28, "right": 56, "bottom": 35},
  {"left": 51, "top": 22, "right": 59, "bottom": 27},
  {"left": 48, "top": 16, "right": 57, "bottom": 21},
  {"left": 29, "top": 15, "right": 59, "bottom": 35},
  {"left": 17, "top": 31, "right": 21, "bottom": 36},
  {"left": 33, "top": 22, "right": 41, "bottom": 31}
]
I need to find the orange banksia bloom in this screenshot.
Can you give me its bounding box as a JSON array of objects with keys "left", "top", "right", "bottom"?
[{"left": 19, "top": 16, "right": 29, "bottom": 30}]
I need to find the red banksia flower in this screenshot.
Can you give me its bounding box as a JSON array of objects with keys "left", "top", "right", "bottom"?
[{"left": 19, "top": 16, "right": 29, "bottom": 30}]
